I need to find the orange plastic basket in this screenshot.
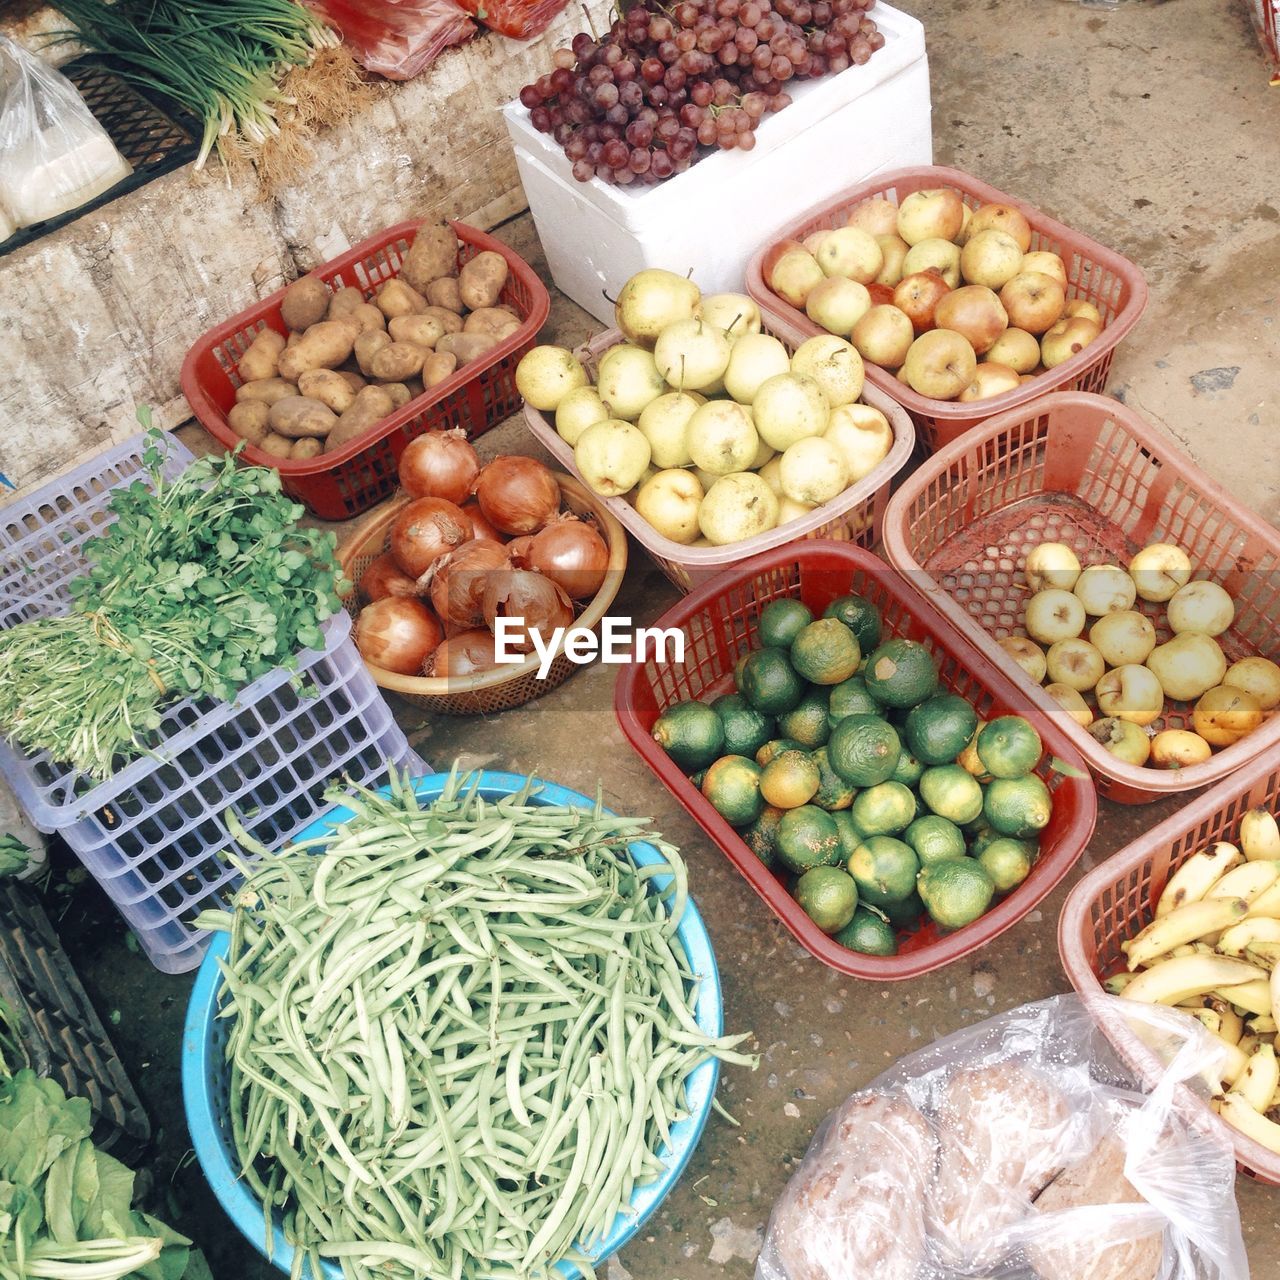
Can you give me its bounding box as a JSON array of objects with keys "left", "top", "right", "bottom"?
[
  {"left": 880, "top": 390, "right": 1280, "bottom": 804},
  {"left": 182, "top": 219, "right": 550, "bottom": 521},
  {"left": 1059, "top": 749, "right": 1280, "bottom": 1183},
  {"left": 744, "top": 165, "right": 1149, "bottom": 453}
]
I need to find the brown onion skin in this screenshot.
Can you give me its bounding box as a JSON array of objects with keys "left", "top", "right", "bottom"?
[
  {"left": 428, "top": 538, "right": 511, "bottom": 630},
  {"left": 359, "top": 552, "right": 419, "bottom": 603},
  {"left": 355, "top": 597, "right": 443, "bottom": 674},
  {"left": 389, "top": 497, "right": 473, "bottom": 578},
  {"left": 426, "top": 629, "right": 501, "bottom": 678},
  {"left": 398, "top": 430, "right": 481, "bottom": 504},
  {"left": 482, "top": 569, "right": 575, "bottom": 653},
  {"left": 473, "top": 456, "right": 561, "bottom": 536},
  {"left": 525, "top": 514, "right": 609, "bottom": 600},
  {"left": 460, "top": 500, "right": 505, "bottom": 544}
]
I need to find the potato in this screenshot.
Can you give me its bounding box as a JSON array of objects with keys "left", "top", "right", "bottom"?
[
  {"left": 464, "top": 308, "right": 522, "bottom": 340},
  {"left": 235, "top": 377, "right": 294, "bottom": 406},
  {"left": 337, "top": 370, "right": 367, "bottom": 393},
  {"left": 259, "top": 433, "right": 294, "bottom": 459},
  {"left": 423, "top": 306, "right": 464, "bottom": 335},
  {"left": 425, "top": 277, "right": 464, "bottom": 313},
  {"left": 298, "top": 368, "right": 358, "bottom": 414},
  {"left": 326, "top": 386, "right": 395, "bottom": 452},
  {"left": 281, "top": 277, "right": 329, "bottom": 332},
  {"left": 286, "top": 330, "right": 302, "bottom": 347},
  {"left": 422, "top": 352, "right": 457, "bottom": 388},
  {"left": 388, "top": 314, "right": 444, "bottom": 348},
  {"left": 269, "top": 395, "right": 338, "bottom": 439},
  {"left": 328, "top": 287, "right": 366, "bottom": 320},
  {"left": 291, "top": 438, "right": 323, "bottom": 460},
  {"left": 458, "top": 251, "right": 509, "bottom": 311},
  {"left": 402, "top": 222, "right": 459, "bottom": 291},
  {"left": 355, "top": 330, "right": 392, "bottom": 377},
  {"left": 370, "top": 341, "right": 427, "bottom": 381},
  {"left": 227, "top": 401, "right": 270, "bottom": 444},
  {"left": 346, "top": 303, "right": 386, "bottom": 334},
  {"left": 380, "top": 382, "right": 413, "bottom": 409},
  {"left": 437, "top": 332, "right": 500, "bottom": 365},
  {"left": 375, "top": 278, "right": 428, "bottom": 320},
  {"left": 278, "top": 321, "right": 357, "bottom": 381},
  {"left": 237, "top": 328, "right": 286, "bottom": 382}
]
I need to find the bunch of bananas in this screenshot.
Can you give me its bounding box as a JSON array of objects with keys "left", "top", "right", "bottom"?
[{"left": 1106, "top": 807, "right": 1280, "bottom": 1153}]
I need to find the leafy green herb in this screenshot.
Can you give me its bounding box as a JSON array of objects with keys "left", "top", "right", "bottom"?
[
  {"left": 0, "top": 835, "right": 29, "bottom": 881},
  {"left": 0, "top": 996, "right": 28, "bottom": 1080}
]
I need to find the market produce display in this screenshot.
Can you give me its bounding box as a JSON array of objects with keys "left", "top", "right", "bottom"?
[
  {"left": 1003, "top": 538, "right": 1279, "bottom": 771},
  {"left": 517, "top": 268, "right": 895, "bottom": 546},
  {"left": 760, "top": 187, "right": 1107, "bottom": 401},
  {"left": 650, "top": 592, "right": 1056, "bottom": 953},
  {"left": 1106, "top": 803, "right": 1280, "bottom": 1153},
  {"left": 227, "top": 223, "right": 521, "bottom": 460},
  {"left": 194, "top": 769, "right": 754, "bottom": 1280},
  {"left": 519, "top": 0, "right": 886, "bottom": 184},
  {"left": 0, "top": 427, "right": 345, "bottom": 779}
]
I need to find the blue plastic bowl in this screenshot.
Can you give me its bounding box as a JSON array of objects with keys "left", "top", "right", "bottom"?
[{"left": 182, "top": 770, "right": 724, "bottom": 1279}]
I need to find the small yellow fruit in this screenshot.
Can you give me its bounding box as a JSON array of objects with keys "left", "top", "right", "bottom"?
[
  {"left": 998, "top": 636, "right": 1047, "bottom": 684},
  {"left": 1223, "top": 657, "right": 1280, "bottom": 711},
  {"left": 1145, "top": 633, "right": 1227, "bottom": 702},
  {"left": 1193, "top": 686, "right": 1263, "bottom": 747},
  {"left": 1025, "top": 542, "right": 1081, "bottom": 592},
  {"left": 1074, "top": 564, "right": 1137, "bottom": 617},
  {"left": 1089, "top": 610, "right": 1156, "bottom": 667},
  {"left": 1150, "top": 729, "right": 1213, "bottom": 769},
  {"left": 1128, "top": 543, "right": 1193, "bottom": 603},
  {"left": 1044, "top": 683, "right": 1093, "bottom": 728},
  {"left": 1095, "top": 664, "right": 1165, "bottom": 726},
  {"left": 1025, "top": 589, "right": 1087, "bottom": 645},
  {"left": 1046, "top": 638, "right": 1106, "bottom": 692},
  {"left": 1089, "top": 717, "right": 1152, "bottom": 766},
  {"left": 1168, "top": 580, "right": 1235, "bottom": 637}
]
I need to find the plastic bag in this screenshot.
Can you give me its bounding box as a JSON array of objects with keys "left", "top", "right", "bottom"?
[
  {"left": 0, "top": 37, "right": 131, "bottom": 231},
  {"left": 757, "top": 995, "right": 1249, "bottom": 1280},
  {"left": 304, "top": 0, "right": 476, "bottom": 80},
  {"left": 455, "top": 0, "right": 571, "bottom": 40}
]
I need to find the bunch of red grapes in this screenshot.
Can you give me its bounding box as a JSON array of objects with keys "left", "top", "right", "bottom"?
[{"left": 518, "top": 0, "right": 884, "bottom": 187}]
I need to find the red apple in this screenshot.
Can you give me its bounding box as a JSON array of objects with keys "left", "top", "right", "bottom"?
[
  {"left": 999, "top": 271, "right": 1067, "bottom": 335},
  {"left": 892, "top": 270, "right": 952, "bottom": 334},
  {"left": 933, "top": 285, "right": 1009, "bottom": 355},
  {"left": 851, "top": 304, "right": 915, "bottom": 368},
  {"left": 866, "top": 282, "right": 896, "bottom": 306},
  {"left": 967, "top": 202, "right": 1033, "bottom": 252}
]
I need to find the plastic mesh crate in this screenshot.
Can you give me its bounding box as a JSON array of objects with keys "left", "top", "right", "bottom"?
[{"left": 0, "top": 879, "right": 150, "bottom": 1159}]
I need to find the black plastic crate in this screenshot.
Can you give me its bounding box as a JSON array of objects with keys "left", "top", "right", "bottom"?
[
  {"left": 0, "top": 880, "right": 150, "bottom": 1159},
  {"left": 0, "top": 56, "right": 198, "bottom": 259}
]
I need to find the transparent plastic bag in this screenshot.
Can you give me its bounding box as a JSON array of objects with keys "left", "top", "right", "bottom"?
[
  {"left": 303, "top": 0, "right": 476, "bottom": 80},
  {"left": 0, "top": 37, "right": 131, "bottom": 231},
  {"left": 757, "top": 995, "right": 1249, "bottom": 1280}
]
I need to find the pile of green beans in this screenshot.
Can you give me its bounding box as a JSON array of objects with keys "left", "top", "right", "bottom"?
[{"left": 198, "top": 769, "right": 755, "bottom": 1280}]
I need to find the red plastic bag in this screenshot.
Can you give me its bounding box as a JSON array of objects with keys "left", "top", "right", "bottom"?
[
  {"left": 305, "top": 0, "right": 476, "bottom": 79},
  {"left": 455, "top": 0, "right": 570, "bottom": 39}
]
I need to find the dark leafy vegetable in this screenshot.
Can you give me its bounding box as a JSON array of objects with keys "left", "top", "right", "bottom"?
[{"left": 0, "top": 835, "right": 30, "bottom": 881}]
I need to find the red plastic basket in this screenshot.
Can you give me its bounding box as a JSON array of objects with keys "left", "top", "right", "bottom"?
[
  {"left": 745, "top": 165, "right": 1149, "bottom": 453},
  {"left": 1059, "top": 749, "right": 1280, "bottom": 1184},
  {"left": 522, "top": 327, "right": 915, "bottom": 594},
  {"left": 181, "top": 219, "right": 550, "bottom": 520},
  {"left": 613, "top": 541, "right": 1097, "bottom": 980},
  {"left": 880, "top": 390, "right": 1280, "bottom": 805}
]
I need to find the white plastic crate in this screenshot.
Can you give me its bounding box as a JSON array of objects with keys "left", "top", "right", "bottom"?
[{"left": 504, "top": 1, "right": 931, "bottom": 324}]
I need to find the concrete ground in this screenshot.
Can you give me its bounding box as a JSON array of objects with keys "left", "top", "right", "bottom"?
[{"left": 47, "top": 0, "right": 1279, "bottom": 1274}]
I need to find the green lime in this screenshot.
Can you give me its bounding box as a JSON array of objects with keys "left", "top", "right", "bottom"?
[
  {"left": 832, "top": 810, "right": 863, "bottom": 861},
  {"left": 833, "top": 905, "right": 897, "bottom": 955},
  {"left": 760, "top": 749, "right": 820, "bottom": 809},
  {"left": 794, "top": 866, "right": 859, "bottom": 933},
  {"left": 823, "top": 593, "right": 882, "bottom": 654},
  {"left": 977, "top": 716, "right": 1045, "bottom": 778},
  {"left": 848, "top": 835, "right": 919, "bottom": 906},
  {"left": 778, "top": 689, "right": 832, "bottom": 748},
  {"left": 777, "top": 805, "right": 842, "bottom": 872},
  {"left": 790, "top": 618, "right": 862, "bottom": 685},
  {"left": 733, "top": 651, "right": 751, "bottom": 688},
  {"left": 811, "top": 746, "right": 856, "bottom": 811},
  {"left": 889, "top": 747, "right": 925, "bottom": 788},
  {"left": 827, "top": 714, "right": 901, "bottom": 787},
  {"left": 905, "top": 814, "right": 967, "bottom": 866},
  {"left": 741, "top": 806, "right": 785, "bottom": 868},
  {"left": 966, "top": 825, "right": 999, "bottom": 857},
  {"left": 884, "top": 890, "right": 926, "bottom": 928},
  {"left": 863, "top": 638, "right": 939, "bottom": 709},
  {"left": 701, "top": 755, "right": 764, "bottom": 826},
  {"left": 712, "top": 693, "right": 775, "bottom": 760},
  {"left": 756, "top": 737, "right": 805, "bottom": 767},
  {"left": 919, "top": 764, "right": 985, "bottom": 825},
  {"left": 653, "top": 700, "right": 724, "bottom": 770},
  {"left": 738, "top": 648, "right": 805, "bottom": 715},
  {"left": 983, "top": 774, "right": 1053, "bottom": 838},
  {"left": 978, "top": 837, "right": 1035, "bottom": 892},
  {"left": 903, "top": 693, "right": 979, "bottom": 766},
  {"left": 918, "top": 858, "right": 996, "bottom": 930},
  {"left": 850, "top": 781, "right": 917, "bottom": 836},
  {"left": 758, "top": 598, "right": 813, "bottom": 649},
  {"left": 827, "top": 675, "right": 879, "bottom": 725}
]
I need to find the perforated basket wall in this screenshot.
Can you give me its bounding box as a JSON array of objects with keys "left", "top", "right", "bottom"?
[{"left": 881, "top": 390, "right": 1280, "bottom": 803}]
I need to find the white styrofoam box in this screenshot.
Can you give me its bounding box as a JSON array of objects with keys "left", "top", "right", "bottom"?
[{"left": 504, "top": 2, "right": 931, "bottom": 324}]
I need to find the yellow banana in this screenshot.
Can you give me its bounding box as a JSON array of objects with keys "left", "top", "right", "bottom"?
[
  {"left": 1242, "top": 808, "right": 1280, "bottom": 862},
  {"left": 1217, "top": 916, "right": 1280, "bottom": 957},
  {"left": 1238, "top": 1034, "right": 1263, "bottom": 1059},
  {"left": 1237, "top": 1042, "right": 1280, "bottom": 1111},
  {"left": 1103, "top": 972, "right": 1138, "bottom": 995},
  {"left": 1248, "top": 881, "right": 1280, "bottom": 919},
  {"left": 1214, "top": 979, "right": 1274, "bottom": 1017},
  {"left": 1245, "top": 941, "right": 1280, "bottom": 971},
  {"left": 1217, "top": 1037, "right": 1251, "bottom": 1088},
  {"left": 1271, "top": 1085, "right": 1280, "bottom": 1110},
  {"left": 1186, "top": 1007, "right": 1224, "bottom": 1036},
  {"left": 1272, "top": 963, "right": 1280, "bottom": 1025},
  {"left": 1156, "top": 842, "right": 1244, "bottom": 916},
  {"left": 1123, "top": 897, "right": 1249, "bottom": 970},
  {"left": 1218, "top": 1090, "right": 1280, "bottom": 1153},
  {"left": 1207, "top": 997, "right": 1245, "bottom": 1045},
  {"left": 1208, "top": 860, "right": 1280, "bottom": 904},
  {"left": 1248, "top": 1015, "right": 1277, "bottom": 1035},
  {"left": 1122, "top": 954, "right": 1268, "bottom": 1005}
]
